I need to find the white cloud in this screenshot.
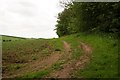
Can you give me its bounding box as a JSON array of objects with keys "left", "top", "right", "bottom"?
[{"left": 0, "top": 0, "right": 63, "bottom": 38}]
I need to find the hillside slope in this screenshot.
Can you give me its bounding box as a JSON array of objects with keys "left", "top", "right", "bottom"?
[{"left": 2, "top": 33, "right": 118, "bottom": 78}]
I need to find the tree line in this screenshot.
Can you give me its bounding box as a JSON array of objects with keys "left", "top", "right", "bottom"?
[{"left": 55, "top": 2, "right": 120, "bottom": 37}]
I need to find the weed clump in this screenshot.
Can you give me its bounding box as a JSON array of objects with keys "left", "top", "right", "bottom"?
[{"left": 55, "top": 49, "right": 61, "bottom": 51}]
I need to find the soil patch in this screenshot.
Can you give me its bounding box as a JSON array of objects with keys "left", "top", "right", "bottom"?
[{"left": 49, "top": 41, "right": 92, "bottom": 78}]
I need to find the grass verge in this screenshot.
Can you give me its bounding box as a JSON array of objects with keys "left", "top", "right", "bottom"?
[{"left": 72, "top": 33, "right": 118, "bottom": 78}]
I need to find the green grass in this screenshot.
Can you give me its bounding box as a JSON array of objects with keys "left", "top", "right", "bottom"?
[
  {"left": 7, "top": 64, "right": 22, "bottom": 71},
  {"left": 52, "top": 60, "right": 66, "bottom": 70},
  {"left": 53, "top": 33, "right": 118, "bottom": 78},
  {"left": 23, "top": 60, "right": 66, "bottom": 78},
  {"left": 2, "top": 38, "right": 56, "bottom": 76},
  {"left": 72, "top": 33, "right": 118, "bottom": 78},
  {"left": 20, "top": 33, "right": 119, "bottom": 78},
  {"left": 2, "top": 36, "right": 65, "bottom": 78},
  {"left": 60, "top": 35, "right": 84, "bottom": 60},
  {"left": 2, "top": 39, "right": 54, "bottom": 62},
  {"left": 23, "top": 69, "right": 50, "bottom": 78},
  {"left": 2, "top": 35, "right": 26, "bottom": 41},
  {"left": 2, "top": 33, "right": 118, "bottom": 78},
  {"left": 72, "top": 47, "right": 83, "bottom": 60},
  {"left": 50, "top": 38, "right": 63, "bottom": 51},
  {"left": 31, "top": 55, "right": 37, "bottom": 60}
]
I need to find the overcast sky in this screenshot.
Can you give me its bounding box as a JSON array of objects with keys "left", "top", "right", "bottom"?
[{"left": 0, "top": 0, "right": 63, "bottom": 38}]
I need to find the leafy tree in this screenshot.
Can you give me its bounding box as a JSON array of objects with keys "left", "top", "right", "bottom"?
[{"left": 56, "top": 1, "right": 120, "bottom": 37}]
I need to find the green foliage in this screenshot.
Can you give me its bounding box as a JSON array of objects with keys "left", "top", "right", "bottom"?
[{"left": 56, "top": 2, "right": 120, "bottom": 37}]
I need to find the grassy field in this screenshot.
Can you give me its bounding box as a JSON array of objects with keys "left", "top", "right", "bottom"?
[
  {"left": 71, "top": 33, "right": 118, "bottom": 78},
  {"left": 2, "top": 35, "right": 26, "bottom": 42},
  {"left": 2, "top": 33, "right": 119, "bottom": 79}
]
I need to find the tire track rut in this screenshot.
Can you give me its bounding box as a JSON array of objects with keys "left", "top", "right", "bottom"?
[{"left": 49, "top": 41, "right": 92, "bottom": 78}]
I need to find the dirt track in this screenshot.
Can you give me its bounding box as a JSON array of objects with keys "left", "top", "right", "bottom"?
[
  {"left": 4, "top": 41, "right": 92, "bottom": 78},
  {"left": 49, "top": 41, "right": 92, "bottom": 78},
  {"left": 5, "top": 52, "right": 62, "bottom": 78}
]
